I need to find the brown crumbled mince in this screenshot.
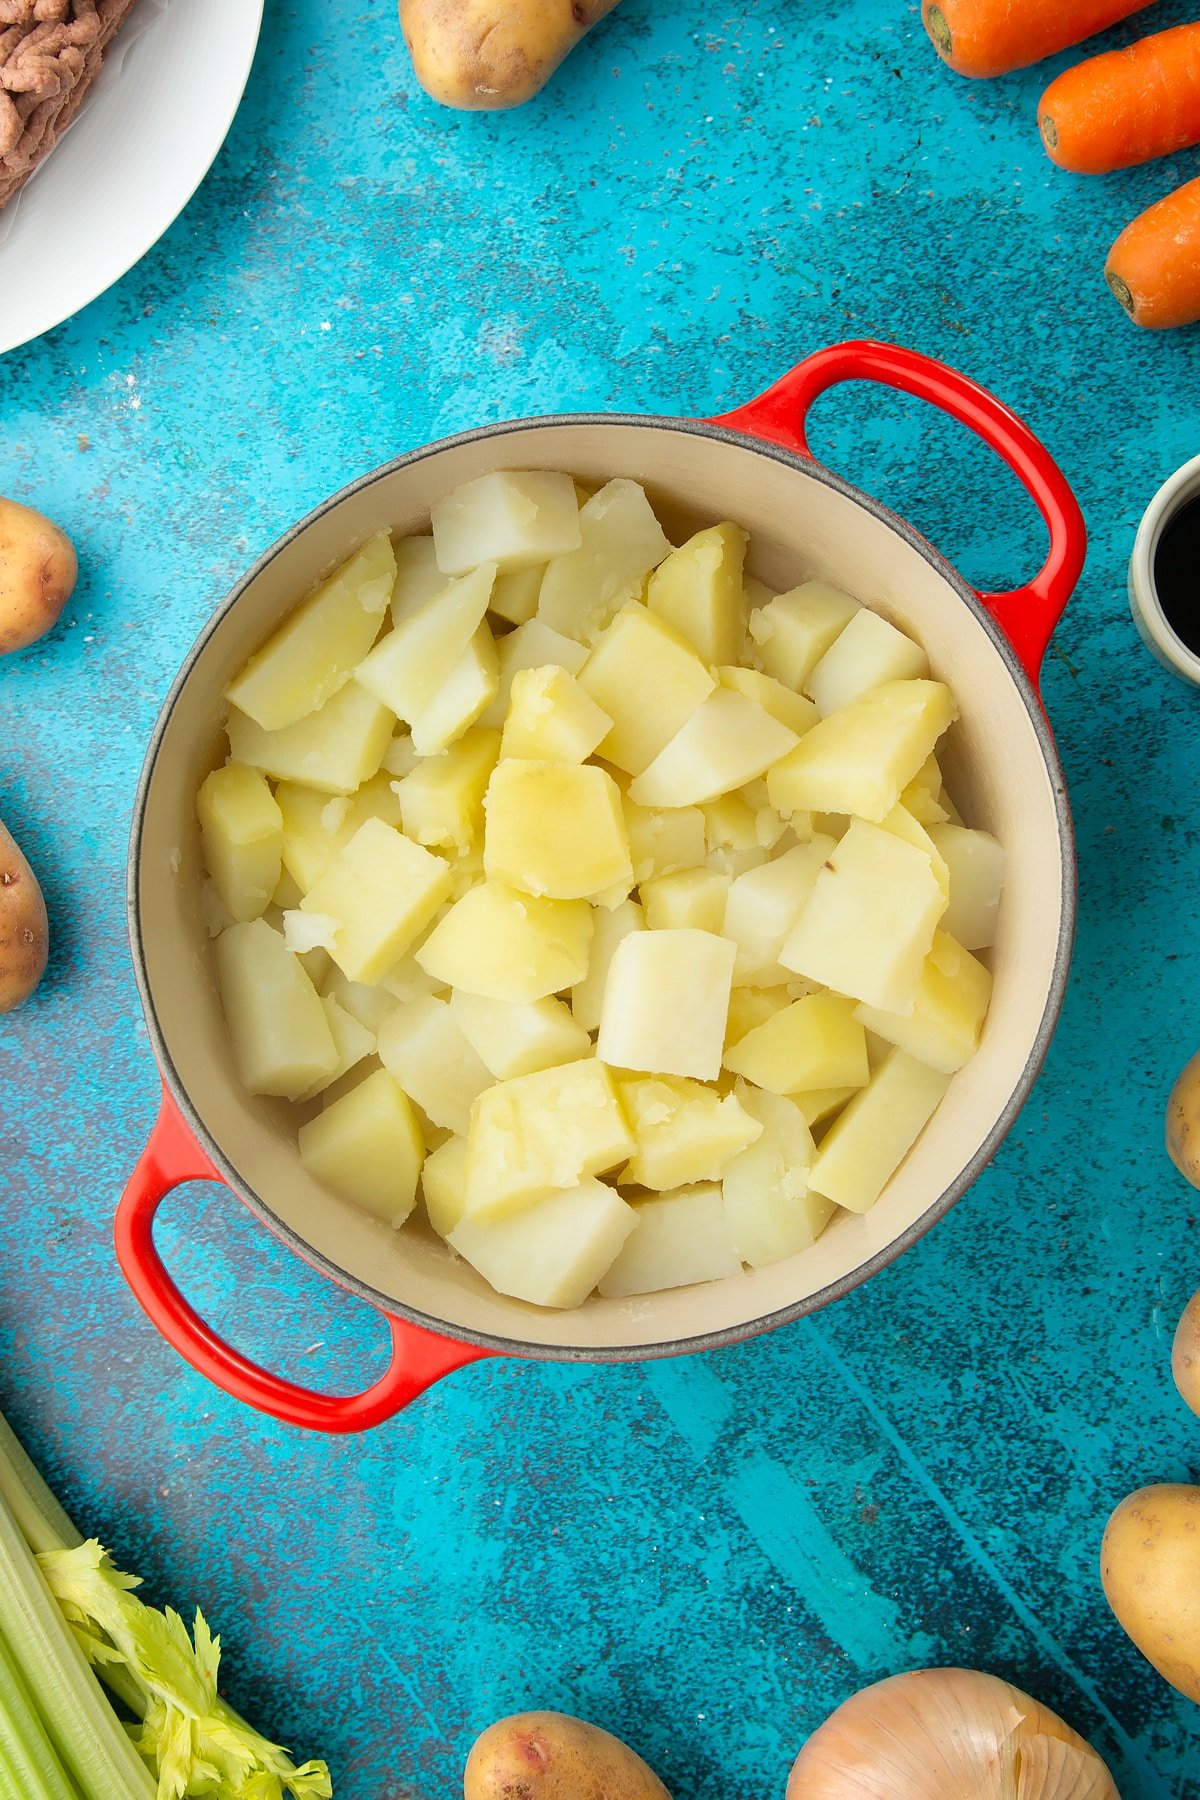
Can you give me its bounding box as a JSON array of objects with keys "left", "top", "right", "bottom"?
[{"left": 0, "top": 0, "right": 139, "bottom": 212}]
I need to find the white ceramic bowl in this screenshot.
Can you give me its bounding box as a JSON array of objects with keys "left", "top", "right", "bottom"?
[{"left": 1128, "top": 453, "right": 1200, "bottom": 686}]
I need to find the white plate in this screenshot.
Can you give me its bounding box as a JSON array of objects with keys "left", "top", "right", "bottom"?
[{"left": 0, "top": 0, "right": 263, "bottom": 357}]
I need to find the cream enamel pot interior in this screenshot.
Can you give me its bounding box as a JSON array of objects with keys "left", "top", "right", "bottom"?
[{"left": 117, "top": 340, "right": 1086, "bottom": 1433}]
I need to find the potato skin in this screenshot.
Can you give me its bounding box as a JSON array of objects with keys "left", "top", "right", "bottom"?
[
  {"left": 463, "top": 1711, "right": 670, "bottom": 1800},
  {"left": 400, "top": 0, "right": 622, "bottom": 110},
  {"left": 0, "top": 497, "right": 77, "bottom": 657},
  {"left": 1101, "top": 1484, "right": 1200, "bottom": 1703},
  {"left": 1167, "top": 1050, "right": 1200, "bottom": 1189},
  {"left": 1173, "top": 1290, "right": 1200, "bottom": 1419},
  {"left": 0, "top": 817, "right": 49, "bottom": 1013}
]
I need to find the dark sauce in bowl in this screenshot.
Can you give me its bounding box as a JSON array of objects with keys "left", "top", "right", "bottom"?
[{"left": 1155, "top": 496, "right": 1200, "bottom": 654}]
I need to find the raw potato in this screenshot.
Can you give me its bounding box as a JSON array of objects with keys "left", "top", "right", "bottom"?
[
  {"left": 1172, "top": 1288, "right": 1200, "bottom": 1419},
  {"left": 0, "top": 496, "right": 77, "bottom": 657},
  {"left": 1102, "top": 1484, "right": 1200, "bottom": 1704},
  {"left": 1166, "top": 1049, "right": 1200, "bottom": 1190},
  {"left": 463, "top": 1711, "right": 670, "bottom": 1800},
  {"left": 401, "top": 0, "right": 622, "bottom": 111},
  {"left": 0, "top": 816, "right": 49, "bottom": 1013}
]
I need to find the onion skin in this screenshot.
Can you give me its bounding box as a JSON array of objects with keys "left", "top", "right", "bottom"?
[
  {"left": 1172, "top": 1290, "right": 1200, "bottom": 1419},
  {"left": 786, "top": 1668, "right": 1118, "bottom": 1799}
]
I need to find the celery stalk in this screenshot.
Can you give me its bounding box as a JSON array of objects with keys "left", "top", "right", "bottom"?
[
  {"left": 0, "top": 1415, "right": 80, "bottom": 1557},
  {"left": 0, "top": 1624, "right": 81, "bottom": 1800}
]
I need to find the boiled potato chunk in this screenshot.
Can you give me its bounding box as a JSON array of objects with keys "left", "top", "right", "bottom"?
[
  {"left": 718, "top": 664, "right": 818, "bottom": 738},
  {"left": 227, "top": 679, "right": 394, "bottom": 795},
  {"left": 355, "top": 561, "right": 495, "bottom": 723},
  {"left": 463, "top": 1058, "right": 635, "bottom": 1219},
  {"left": 537, "top": 480, "right": 672, "bottom": 644},
  {"left": 767, "top": 679, "right": 957, "bottom": 824},
  {"left": 321, "top": 962, "right": 399, "bottom": 1034},
  {"left": 499, "top": 664, "right": 612, "bottom": 764},
  {"left": 629, "top": 691, "right": 799, "bottom": 809},
  {"left": 724, "top": 990, "right": 869, "bottom": 1094},
  {"left": 807, "top": 1048, "right": 951, "bottom": 1212},
  {"left": 484, "top": 760, "right": 631, "bottom": 900},
  {"left": 430, "top": 471, "right": 581, "bottom": 574},
  {"left": 781, "top": 819, "right": 945, "bottom": 1013},
  {"left": 703, "top": 791, "right": 761, "bottom": 853},
  {"left": 478, "top": 617, "right": 587, "bottom": 730},
  {"left": 597, "top": 928, "right": 736, "bottom": 1081},
  {"left": 450, "top": 991, "right": 591, "bottom": 1081},
  {"left": 722, "top": 838, "right": 836, "bottom": 986},
  {"left": 577, "top": 604, "right": 716, "bottom": 776},
  {"left": 377, "top": 993, "right": 493, "bottom": 1134},
  {"left": 300, "top": 818, "right": 452, "bottom": 983},
  {"left": 276, "top": 772, "right": 403, "bottom": 890},
  {"left": 641, "top": 867, "right": 729, "bottom": 934},
  {"left": 725, "top": 985, "right": 791, "bottom": 1049},
  {"left": 214, "top": 919, "right": 337, "bottom": 1098},
  {"left": 390, "top": 536, "right": 446, "bottom": 624},
  {"left": 391, "top": 726, "right": 500, "bottom": 856},
  {"left": 298, "top": 1068, "right": 423, "bottom": 1225},
  {"left": 416, "top": 881, "right": 593, "bottom": 1001},
  {"left": 488, "top": 563, "right": 545, "bottom": 627},
  {"left": 296, "top": 994, "right": 376, "bottom": 1100},
  {"left": 621, "top": 795, "right": 707, "bottom": 884},
  {"left": 900, "top": 753, "right": 948, "bottom": 825},
  {"left": 646, "top": 522, "right": 747, "bottom": 666},
  {"left": 450, "top": 1179, "right": 637, "bottom": 1310},
  {"left": 196, "top": 763, "right": 282, "bottom": 923},
  {"left": 618, "top": 1075, "right": 761, "bottom": 1189},
  {"left": 747, "top": 580, "right": 860, "bottom": 689},
  {"left": 854, "top": 931, "right": 992, "bottom": 1074},
  {"left": 421, "top": 1134, "right": 469, "bottom": 1238},
  {"left": 408, "top": 621, "right": 498, "bottom": 754},
  {"left": 597, "top": 1183, "right": 741, "bottom": 1298},
  {"left": 806, "top": 608, "right": 928, "bottom": 715},
  {"left": 928, "top": 823, "right": 1006, "bottom": 950},
  {"left": 723, "top": 1084, "right": 832, "bottom": 1267},
  {"left": 881, "top": 803, "right": 949, "bottom": 899},
  {"left": 792, "top": 1085, "right": 860, "bottom": 1128},
  {"left": 571, "top": 897, "right": 644, "bottom": 1032},
  {"left": 225, "top": 531, "right": 395, "bottom": 731}
]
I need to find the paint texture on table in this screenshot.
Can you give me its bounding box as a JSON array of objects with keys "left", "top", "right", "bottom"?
[{"left": 2, "top": 2, "right": 1200, "bottom": 1796}]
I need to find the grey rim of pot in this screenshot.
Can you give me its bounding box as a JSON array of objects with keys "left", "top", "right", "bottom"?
[{"left": 1128, "top": 452, "right": 1200, "bottom": 687}]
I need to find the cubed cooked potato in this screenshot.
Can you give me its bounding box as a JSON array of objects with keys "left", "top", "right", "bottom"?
[
  {"left": 880, "top": 803, "right": 950, "bottom": 899},
  {"left": 596, "top": 928, "right": 736, "bottom": 1081},
  {"left": 618, "top": 1074, "right": 761, "bottom": 1189},
  {"left": 479, "top": 617, "right": 588, "bottom": 730},
  {"left": 196, "top": 763, "right": 282, "bottom": 922},
  {"left": 629, "top": 690, "right": 799, "bottom": 809},
  {"left": 807, "top": 1048, "right": 951, "bottom": 1212},
  {"left": 390, "top": 536, "right": 447, "bottom": 624},
  {"left": 421, "top": 1134, "right": 469, "bottom": 1238},
  {"left": 499, "top": 664, "right": 612, "bottom": 764},
  {"left": 214, "top": 919, "right": 337, "bottom": 1098},
  {"left": 391, "top": 726, "right": 500, "bottom": 855},
  {"left": 408, "top": 621, "right": 498, "bottom": 754},
  {"left": 300, "top": 818, "right": 452, "bottom": 983},
  {"left": 320, "top": 962, "right": 398, "bottom": 1033},
  {"left": 538, "top": 481, "right": 672, "bottom": 643},
  {"left": 377, "top": 993, "right": 493, "bottom": 1134},
  {"left": 781, "top": 819, "right": 945, "bottom": 1014},
  {"left": 717, "top": 664, "right": 819, "bottom": 738},
  {"left": 640, "top": 866, "right": 730, "bottom": 934},
  {"left": 597, "top": 1182, "right": 742, "bottom": 1298},
  {"left": 356, "top": 562, "right": 495, "bottom": 723},
  {"left": 805, "top": 607, "right": 928, "bottom": 714},
  {"left": 900, "top": 752, "right": 948, "bottom": 826},
  {"left": 416, "top": 880, "right": 593, "bottom": 1001},
  {"left": 463, "top": 1058, "right": 635, "bottom": 1219},
  {"left": 928, "top": 823, "right": 1006, "bottom": 950},
  {"left": 276, "top": 772, "right": 404, "bottom": 891},
  {"left": 298, "top": 1068, "right": 424, "bottom": 1224},
  {"left": 225, "top": 531, "right": 396, "bottom": 731},
  {"left": 296, "top": 994, "right": 376, "bottom": 1100},
  {"left": 577, "top": 603, "right": 716, "bottom": 775},
  {"left": 747, "top": 580, "right": 861, "bottom": 689},
  {"left": 702, "top": 791, "right": 761, "bottom": 854},
  {"left": 854, "top": 930, "right": 992, "bottom": 1074},
  {"left": 430, "top": 471, "right": 582, "bottom": 574},
  {"left": 483, "top": 760, "right": 631, "bottom": 900},
  {"left": 724, "top": 990, "right": 869, "bottom": 1094},
  {"left": 767, "top": 679, "right": 958, "bottom": 823},
  {"left": 645, "top": 522, "right": 747, "bottom": 665},
  {"left": 621, "top": 794, "right": 708, "bottom": 884},
  {"left": 792, "top": 1086, "right": 860, "bottom": 1128},
  {"left": 721, "top": 838, "right": 835, "bottom": 986},
  {"left": 450, "top": 1179, "right": 637, "bottom": 1309},
  {"left": 571, "top": 897, "right": 644, "bottom": 1032},
  {"left": 725, "top": 985, "right": 791, "bottom": 1050},
  {"left": 227, "top": 679, "right": 395, "bottom": 795},
  {"left": 488, "top": 563, "right": 545, "bottom": 626},
  {"left": 722, "top": 1084, "right": 831, "bottom": 1267},
  {"left": 450, "top": 991, "right": 591, "bottom": 1080}
]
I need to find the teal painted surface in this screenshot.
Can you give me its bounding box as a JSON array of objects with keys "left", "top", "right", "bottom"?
[{"left": 2, "top": 1, "right": 1200, "bottom": 1793}]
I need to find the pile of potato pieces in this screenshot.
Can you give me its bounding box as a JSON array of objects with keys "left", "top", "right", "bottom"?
[{"left": 197, "top": 470, "right": 1005, "bottom": 1311}]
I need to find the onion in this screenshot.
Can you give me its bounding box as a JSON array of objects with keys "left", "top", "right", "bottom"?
[{"left": 787, "top": 1668, "right": 1119, "bottom": 1799}]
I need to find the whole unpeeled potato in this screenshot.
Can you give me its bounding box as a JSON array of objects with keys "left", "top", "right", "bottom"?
[
  {"left": 1167, "top": 1050, "right": 1200, "bottom": 1189},
  {"left": 464, "top": 1711, "right": 670, "bottom": 1800},
  {"left": 1172, "top": 1290, "right": 1200, "bottom": 1420},
  {"left": 400, "top": 0, "right": 622, "bottom": 110},
  {"left": 0, "top": 497, "right": 77, "bottom": 656},
  {"left": 0, "top": 817, "right": 49, "bottom": 1013},
  {"left": 1101, "top": 1484, "right": 1200, "bottom": 1703}
]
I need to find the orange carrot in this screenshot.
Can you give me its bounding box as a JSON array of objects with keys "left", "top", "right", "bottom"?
[
  {"left": 1040, "top": 24, "right": 1200, "bottom": 170},
  {"left": 923, "top": 0, "right": 1156, "bottom": 77},
  {"left": 1106, "top": 175, "right": 1200, "bottom": 328}
]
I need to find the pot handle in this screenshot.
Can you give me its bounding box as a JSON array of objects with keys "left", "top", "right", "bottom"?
[
  {"left": 710, "top": 338, "right": 1086, "bottom": 687},
  {"left": 114, "top": 1086, "right": 489, "bottom": 1434}
]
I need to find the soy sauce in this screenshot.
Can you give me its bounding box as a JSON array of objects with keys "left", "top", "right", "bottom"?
[{"left": 1155, "top": 496, "right": 1200, "bottom": 653}]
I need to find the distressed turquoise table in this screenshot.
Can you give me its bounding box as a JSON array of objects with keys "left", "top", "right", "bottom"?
[{"left": 2, "top": 1, "right": 1200, "bottom": 1793}]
